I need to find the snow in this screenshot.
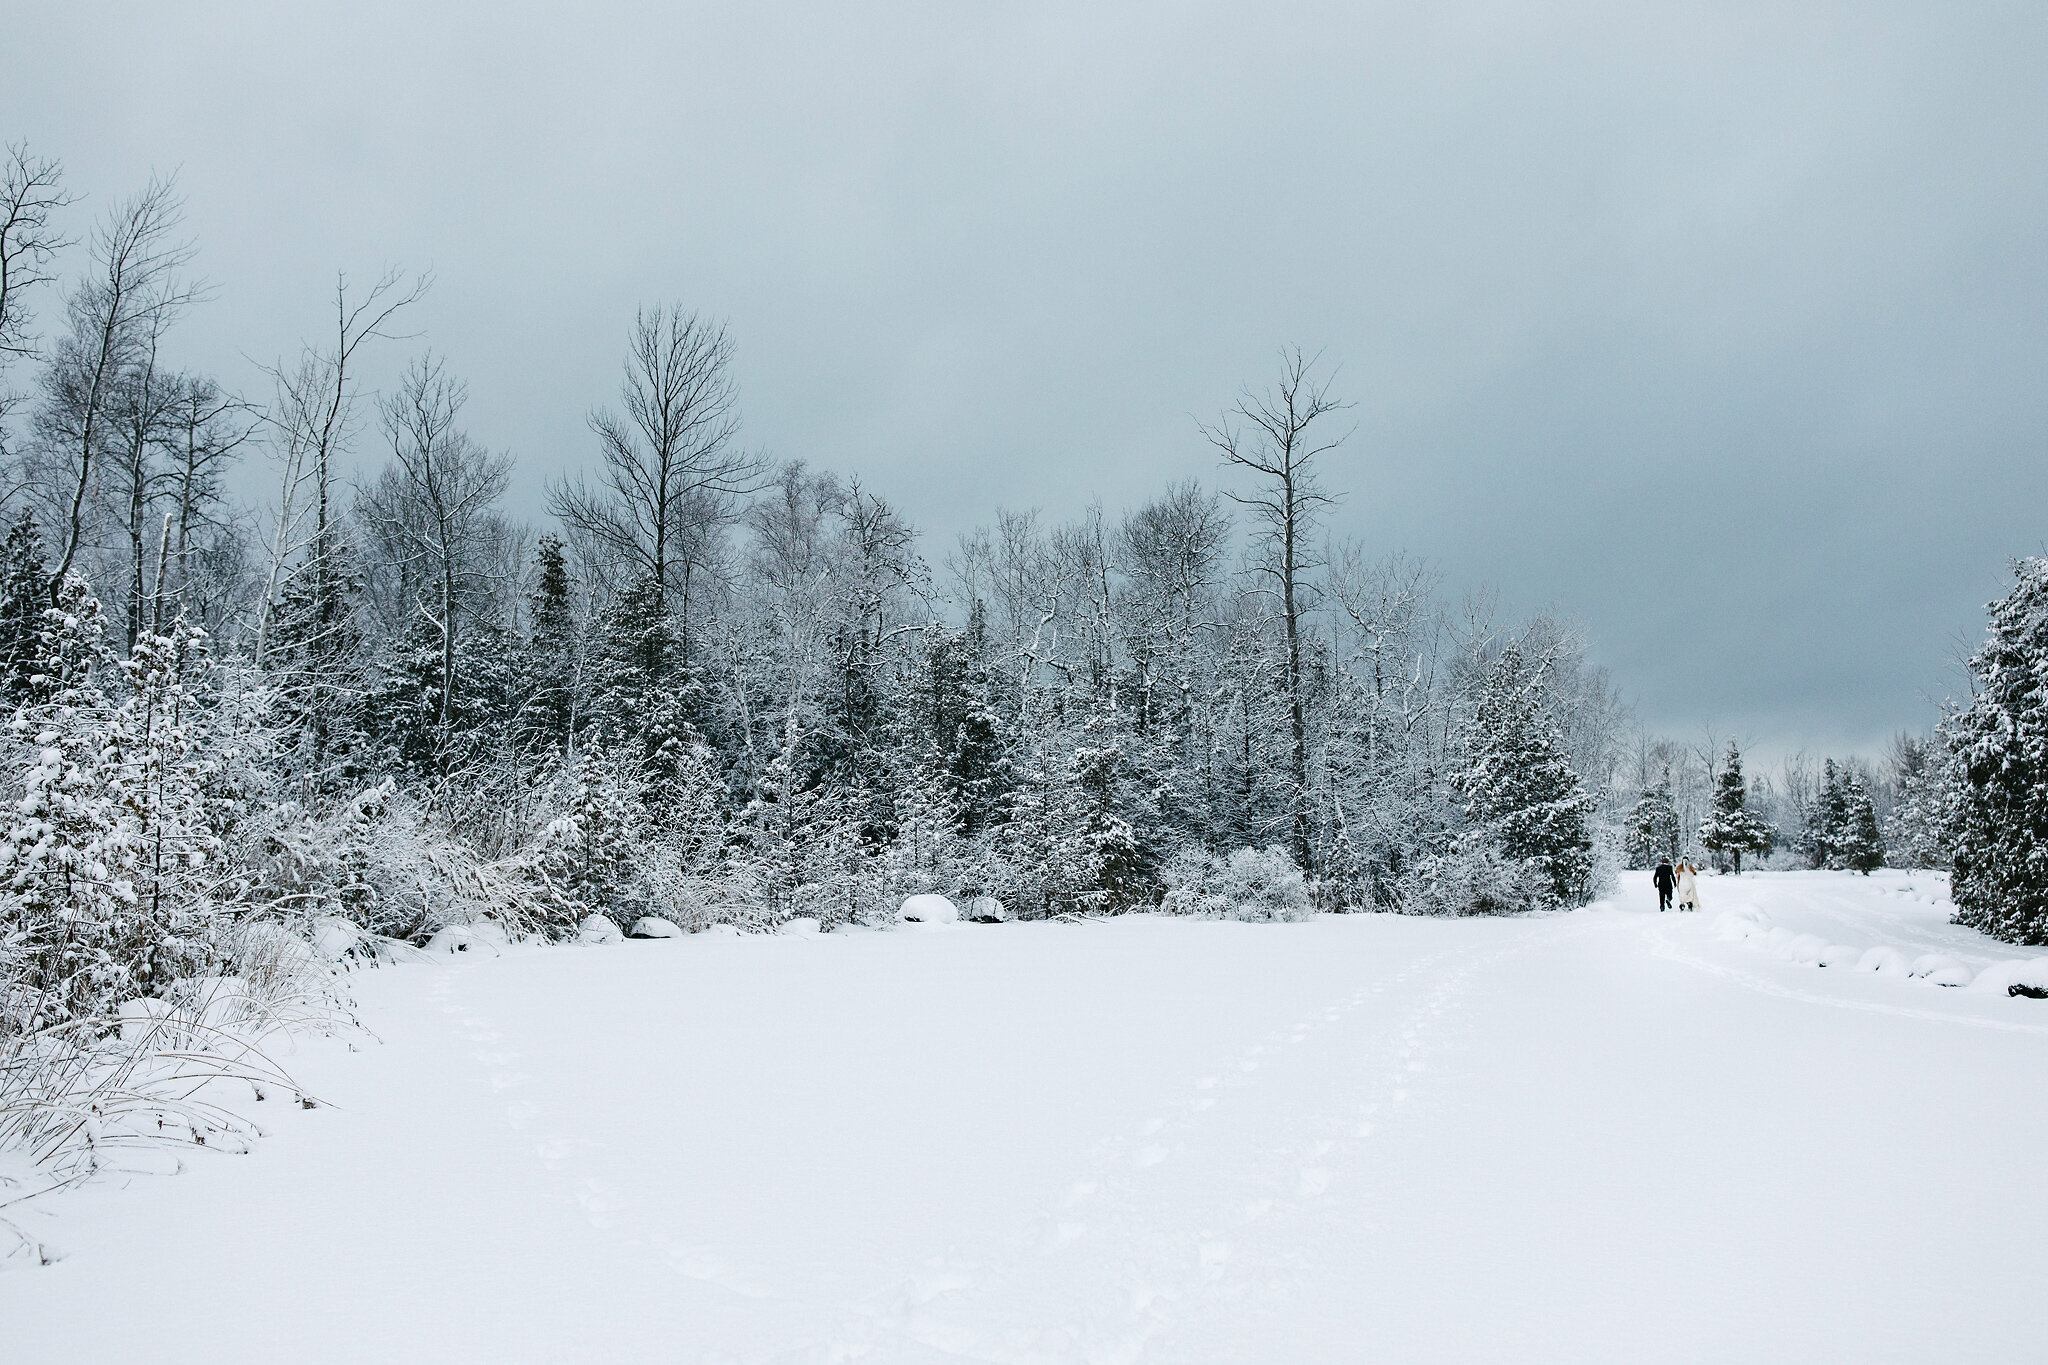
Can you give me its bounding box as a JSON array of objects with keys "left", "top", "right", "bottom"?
[
  {"left": 577, "top": 914, "right": 624, "bottom": 944},
  {"left": 421, "top": 923, "right": 500, "bottom": 956},
  {"left": 6, "top": 870, "right": 2047, "bottom": 1363},
  {"left": 626, "top": 916, "right": 682, "bottom": 939},
  {"left": 899, "top": 893, "right": 960, "bottom": 924}
]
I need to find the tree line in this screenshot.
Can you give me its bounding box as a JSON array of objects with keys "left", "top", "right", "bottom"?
[{"left": 2, "top": 145, "right": 2039, "bottom": 1053}]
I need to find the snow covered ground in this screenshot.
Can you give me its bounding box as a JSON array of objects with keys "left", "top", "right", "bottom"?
[{"left": 7, "top": 870, "right": 2046, "bottom": 1363}]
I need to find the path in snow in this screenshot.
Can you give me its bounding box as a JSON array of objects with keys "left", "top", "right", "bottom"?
[{"left": 5, "top": 871, "right": 2045, "bottom": 1363}]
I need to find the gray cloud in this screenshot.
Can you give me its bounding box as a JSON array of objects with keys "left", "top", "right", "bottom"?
[{"left": 7, "top": 0, "right": 2044, "bottom": 756}]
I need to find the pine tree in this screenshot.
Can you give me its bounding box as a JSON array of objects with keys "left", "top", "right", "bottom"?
[
  {"left": 1835, "top": 775, "right": 1884, "bottom": 874},
  {"left": 1699, "top": 742, "right": 1774, "bottom": 873},
  {"left": 1885, "top": 733, "right": 1948, "bottom": 869},
  {"left": 1943, "top": 558, "right": 2048, "bottom": 943},
  {"left": 1, "top": 577, "right": 217, "bottom": 1027},
  {"left": 518, "top": 533, "right": 578, "bottom": 756},
  {"left": 1626, "top": 769, "right": 1681, "bottom": 868},
  {"left": 536, "top": 743, "right": 645, "bottom": 915},
  {"left": 1455, "top": 646, "right": 1597, "bottom": 906},
  {"left": 1804, "top": 759, "right": 1847, "bottom": 869},
  {"left": 1070, "top": 695, "right": 1151, "bottom": 910},
  {"left": 0, "top": 512, "right": 48, "bottom": 708}
]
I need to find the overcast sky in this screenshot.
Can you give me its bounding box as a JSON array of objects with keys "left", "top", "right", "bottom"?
[{"left": 8, "top": 1, "right": 2046, "bottom": 760}]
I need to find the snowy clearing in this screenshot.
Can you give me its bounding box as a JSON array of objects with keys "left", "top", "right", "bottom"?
[{"left": 6, "top": 870, "right": 2045, "bottom": 1363}]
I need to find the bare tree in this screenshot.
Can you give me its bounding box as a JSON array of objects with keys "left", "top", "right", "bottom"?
[
  {"left": 0, "top": 143, "right": 76, "bottom": 455},
  {"left": 252, "top": 267, "right": 427, "bottom": 663},
  {"left": 30, "top": 175, "right": 201, "bottom": 601},
  {"left": 153, "top": 373, "right": 257, "bottom": 630},
  {"left": 358, "top": 353, "right": 514, "bottom": 764},
  {"left": 549, "top": 306, "right": 769, "bottom": 673},
  {"left": 1200, "top": 348, "right": 1351, "bottom": 869}
]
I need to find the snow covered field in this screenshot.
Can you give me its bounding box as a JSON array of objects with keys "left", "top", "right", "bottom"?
[{"left": 7, "top": 870, "right": 2046, "bottom": 1363}]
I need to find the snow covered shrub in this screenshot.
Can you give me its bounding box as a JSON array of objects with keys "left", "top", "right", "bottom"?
[
  {"left": 1396, "top": 841, "right": 1549, "bottom": 917},
  {"left": 1160, "top": 846, "right": 1311, "bottom": 921}
]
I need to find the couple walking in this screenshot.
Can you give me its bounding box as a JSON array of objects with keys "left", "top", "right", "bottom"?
[{"left": 1653, "top": 856, "right": 1699, "bottom": 912}]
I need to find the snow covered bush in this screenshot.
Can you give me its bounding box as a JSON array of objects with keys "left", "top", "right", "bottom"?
[
  {"left": 1160, "top": 845, "right": 1311, "bottom": 921},
  {"left": 1394, "top": 842, "right": 1548, "bottom": 917}
]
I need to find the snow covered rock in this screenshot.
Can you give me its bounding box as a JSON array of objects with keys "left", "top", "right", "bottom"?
[
  {"left": 899, "top": 894, "right": 960, "bottom": 924},
  {"left": 628, "top": 916, "right": 683, "bottom": 940},
  {"left": 1967, "top": 956, "right": 2048, "bottom": 996},
  {"left": 1782, "top": 933, "right": 1828, "bottom": 966},
  {"left": 1905, "top": 954, "right": 1970, "bottom": 986},
  {"left": 312, "top": 916, "right": 366, "bottom": 963},
  {"left": 1856, "top": 946, "right": 1913, "bottom": 975},
  {"left": 781, "top": 916, "right": 822, "bottom": 936},
  {"left": 967, "top": 895, "right": 1010, "bottom": 923},
  {"left": 577, "top": 914, "right": 623, "bottom": 944},
  {"left": 467, "top": 918, "right": 513, "bottom": 949},
  {"left": 705, "top": 923, "right": 743, "bottom": 938},
  {"left": 425, "top": 924, "right": 501, "bottom": 956}
]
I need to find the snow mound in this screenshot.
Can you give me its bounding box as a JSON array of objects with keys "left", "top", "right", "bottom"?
[
  {"left": 1906, "top": 954, "right": 1970, "bottom": 987},
  {"left": 1856, "top": 946, "right": 1913, "bottom": 975},
  {"left": 900, "top": 894, "right": 960, "bottom": 924},
  {"left": 782, "top": 917, "right": 822, "bottom": 936},
  {"left": 1782, "top": 933, "right": 1828, "bottom": 966},
  {"left": 424, "top": 924, "right": 502, "bottom": 956},
  {"left": 628, "top": 917, "right": 683, "bottom": 940},
  {"left": 705, "top": 923, "right": 743, "bottom": 937},
  {"left": 967, "top": 895, "right": 1010, "bottom": 923},
  {"left": 1815, "top": 944, "right": 1862, "bottom": 968},
  {"left": 116, "top": 997, "right": 172, "bottom": 1043},
  {"left": 312, "top": 916, "right": 366, "bottom": 963},
  {"left": 577, "top": 914, "right": 623, "bottom": 944},
  {"left": 1711, "top": 905, "right": 1770, "bottom": 941},
  {"left": 1967, "top": 957, "right": 2048, "bottom": 996}
]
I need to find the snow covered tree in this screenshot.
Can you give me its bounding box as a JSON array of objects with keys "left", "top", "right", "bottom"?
[
  {"left": 1803, "top": 759, "right": 1847, "bottom": 869},
  {"left": 1626, "top": 770, "right": 1681, "bottom": 868},
  {"left": 1884, "top": 732, "right": 1948, "bottom": 869},
  {"left": 1699, "top": 742, "right": 1773, "bottom": 873},
  {"left": 1835, "top": 775, "right": 1883, "bottom": 874},
  {"left": 1944, "top": 559, "right": 2048, "bottom": 943},
  {"left": 534, "top": 743, "right": 645, "bottom": 917},
  {"left": 0, "top": 578, "right": 218, "bottom": 1028},
  {"left": 0, "top": 512, "right": 47, "bottom": 707},
  {"left": 1454, "top": 645, "right": 1597, "bottom": 907}
]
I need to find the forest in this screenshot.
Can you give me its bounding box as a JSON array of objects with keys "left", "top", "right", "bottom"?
[{"left": 0, "top": 148, "right": 2027, "bottom": 1077}]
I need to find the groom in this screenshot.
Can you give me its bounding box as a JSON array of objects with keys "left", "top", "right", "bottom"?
[{"left": 1653, "top": 857, "right": 1676, "bottom": 912}]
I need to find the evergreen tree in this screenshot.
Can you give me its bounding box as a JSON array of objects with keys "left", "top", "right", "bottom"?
[
  {"left": 0, "top": 512, "right": 48, "bottom": 708},
  {"left": 1699, "top": 742, "right": 1774, "bottom": 873},
  {"left": 1885, "top": 732, "right": 1948, "bottom": 869},
  {"left": 1803, "top": 759, "right": 1847, "bottom": 869},
  {"left": 518, "top": 533, "right": 578, "bottom": 755},
  {"left": 1, "top": 578, "right": 216, "bottom": 1027},
  {"left": 1626, "top": 769, "right": 1681, "bottom": 868},
  {"left": 1835, "top": 775, "right": 1884, "bottom": 874},
  {"left": 1070, "top": 695, "right": 1152, "bottom": 910},
  {"left": 1455, "top": 646, "right": 1597, "bottom": 906},
  {"left": 1943, "top": 558, "right": 2048, "bottom": 943}
]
